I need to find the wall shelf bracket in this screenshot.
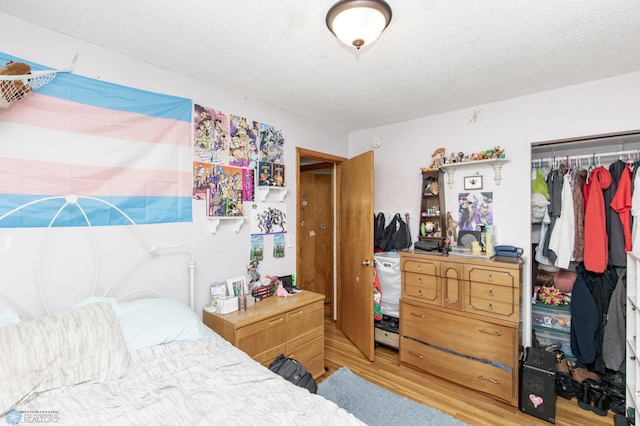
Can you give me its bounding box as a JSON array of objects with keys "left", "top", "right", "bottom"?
[
  {"left": 257, "top": 187, "right": 288, "bottom": 202},
  {"left": 208, "top": 217, "right": 245, "bottom": 234},
  {"left": 439, "top": 158, "right": 509, "bottom": 188}
]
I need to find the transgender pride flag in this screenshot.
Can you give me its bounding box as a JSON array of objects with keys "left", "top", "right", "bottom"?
[{"left": 0, "top": 53, "right": 192, "bottom": 227}]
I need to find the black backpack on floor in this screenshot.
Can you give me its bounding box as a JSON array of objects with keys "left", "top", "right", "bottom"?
[{"left": 269, "top": 354, "right": 318, "bottom": 393}]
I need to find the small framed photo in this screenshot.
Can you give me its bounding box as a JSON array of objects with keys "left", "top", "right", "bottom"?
[
  {"left": 227, "top": 276, "right": 246, "bottom": 297},
  {"left": 463, "top": 175, "right": 483, "bottom": 190}
]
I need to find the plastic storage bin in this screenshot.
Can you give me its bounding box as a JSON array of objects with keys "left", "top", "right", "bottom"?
[
  {"left": 532, "top": 302, "right": 571, "bottom": 332},
  {"left": 533, "top": 326, "right": 574, "bottom": 360}
]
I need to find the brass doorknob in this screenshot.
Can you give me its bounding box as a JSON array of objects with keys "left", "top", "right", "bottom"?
[{"left": 361, "top": 259, "right": 372, "bottom": 267}]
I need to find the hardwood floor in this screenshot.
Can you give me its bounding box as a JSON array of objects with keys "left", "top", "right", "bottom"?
[{"left": 320, "top": 317, "right": 615, "bottom": 426}]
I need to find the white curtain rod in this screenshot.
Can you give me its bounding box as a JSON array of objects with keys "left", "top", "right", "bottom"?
[{"left": 531, "top": 148, "right": 639, "bottom": 168}]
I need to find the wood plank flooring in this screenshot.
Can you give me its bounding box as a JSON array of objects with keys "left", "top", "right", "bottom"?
[{"left": 320, "top": 317, "right": 615, "bottom": 426}]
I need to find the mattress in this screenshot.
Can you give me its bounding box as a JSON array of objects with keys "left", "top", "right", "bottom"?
[{"left": 5, "top": 333, "right": 363, "bottom": 425}]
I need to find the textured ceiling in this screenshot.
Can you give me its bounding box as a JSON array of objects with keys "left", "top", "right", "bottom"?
[{"left": 1, "top": 1, "right": 640, "bottom": 132}]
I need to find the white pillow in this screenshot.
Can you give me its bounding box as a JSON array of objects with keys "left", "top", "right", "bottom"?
[
  {"left": 75, "top": 297, "right": 213, "bottom": 352},
  {"left": 0, "top": 309, "right": 21, "bottom": 327},
  {"left": 0, "top": 303, "right": 130, "bottom": 416},
  {"left": 117, "top": 298, "right": 213, "bottom": 352}
]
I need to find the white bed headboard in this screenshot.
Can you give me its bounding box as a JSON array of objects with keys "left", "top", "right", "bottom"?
[{"left": 0, "top": 195, "right": 196, "bottom": 319}]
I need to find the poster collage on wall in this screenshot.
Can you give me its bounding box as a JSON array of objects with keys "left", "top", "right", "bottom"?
[{"left": 192, "top": 104, "right": 287, "bottom": 260}]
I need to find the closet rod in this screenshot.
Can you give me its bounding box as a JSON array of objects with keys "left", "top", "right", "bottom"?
[{"left": 531, "top": 148, "right": 639, "bottom": 168}]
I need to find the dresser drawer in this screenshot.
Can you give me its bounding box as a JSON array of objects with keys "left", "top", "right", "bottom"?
[
  {"left": 465, "top": 265, "right": 517, "bottom": 287},
  {"left": 402, "top": 259, "right": 439, "bottom": 275},
  {"left": 465, "top": 281, "right": 517, "bottom": 322},
  {"left": 301, "top": 353, "right": 325, "bottom": 380},
  {"left": 287, "top": 301, "right": 323, "bottom": 347},
  {"left": 237, "top": 314, "right": 287, "bottom": 364},
  {"left": 287, "top": 334, "right": 324, "bottom": 368},
  {"left": 400, "top": 303, "right": 516, "bottom": 367},
  {"left": 400, "top": 337, "right": 514, "bottom": 403},
  {"left": 403, "top": 272, "right": 440, "bottom": 304}
]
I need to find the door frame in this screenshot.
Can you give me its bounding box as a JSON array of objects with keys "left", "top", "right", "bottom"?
[{"left": 296, "top": 148, "right": 346, "bottom": 323}]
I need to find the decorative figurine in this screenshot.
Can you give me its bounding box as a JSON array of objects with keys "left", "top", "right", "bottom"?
[
  {"left": 427, "top": 147, "right": 446, "bottom": 170},
  {"left": 446, "top": 211, "right": 458, "bottom": 246},
  {"left": 247, "top": 259, "right": 261, "bottom": 289}
]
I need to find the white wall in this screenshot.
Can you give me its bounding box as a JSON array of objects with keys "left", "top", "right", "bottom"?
[
  {"left": 349, "top": 71, "right": 640, "bottom": 345},
  {"left": 0, "top": 13, "right": 349, "bottom": 318}
]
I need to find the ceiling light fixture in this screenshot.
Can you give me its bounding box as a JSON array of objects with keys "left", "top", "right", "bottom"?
[{"left": 326, "top": 0, "right": 392, "bottom": 50}]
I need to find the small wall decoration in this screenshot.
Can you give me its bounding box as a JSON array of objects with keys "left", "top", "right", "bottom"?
[
  {"left": 273, "top": 233, "right": 285, "bottom": 258},
  {"left": 463, "top": 175, "right": 483, "bottom": 190},
  {"left": 458, "top": 192, "right": 493, "bottom": 231},
  {"left": 194, "top": 104, "right": 229, "bottom": 164},
  {"left": 229, "top": 114, "right": 259, "bottom": 168},
  {"left": 250, "top": 202, "right": 287, "bottom": 235},
  {"left": 259, "top": 123, "right": 285, "bottom": 164},
  {"left": 250, "top": 235, "right": 264, "bottom": 260},
  {"left": 206, "top": 165, "right": 253, "bottom": 217}
]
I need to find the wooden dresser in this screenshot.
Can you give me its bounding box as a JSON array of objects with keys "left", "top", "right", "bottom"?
[
  {"left": 399, "top": 251, "right": 522, "bottom": 406},
  {"left": 203, "top": 290, "right": 325, "bottom": 379}
]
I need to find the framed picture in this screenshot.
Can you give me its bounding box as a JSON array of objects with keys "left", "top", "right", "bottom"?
[
  {"left": 463, "top": 175, "right": 483, "bottom": 190},
  {"left": 226, "top": 276, "right": 246, "bottom": 297}
]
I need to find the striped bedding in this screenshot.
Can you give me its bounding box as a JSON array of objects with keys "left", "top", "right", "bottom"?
[{"left": 0, "top": 304, "right": 363, "bottom": 425}]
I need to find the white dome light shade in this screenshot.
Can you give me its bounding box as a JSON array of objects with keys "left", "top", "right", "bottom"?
[{"left": 326, "top": 0, "right": 392, "bottom": 49}]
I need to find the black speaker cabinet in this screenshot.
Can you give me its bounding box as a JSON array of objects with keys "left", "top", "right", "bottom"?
[{"left": 519, "top": 347, "right": 557, "bottom": 423}]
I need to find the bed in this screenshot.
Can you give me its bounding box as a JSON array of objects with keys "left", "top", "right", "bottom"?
[{"left": 0, "top": 196, "right": 363, "bottom": 425}]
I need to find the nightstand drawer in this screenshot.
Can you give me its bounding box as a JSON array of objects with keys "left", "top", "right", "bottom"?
[
  {"left": 286, "top": 300, "right": 323, "bottom": 346},
  {"left": 237, "top": 314, "right": 286, "bottom": 359},
  {"left": 287, "top": 334, "right": 323, "bottom": 368}
]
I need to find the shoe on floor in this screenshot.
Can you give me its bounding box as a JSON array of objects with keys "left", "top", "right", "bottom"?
[{"left": 571, "top": 366, "right": 600, "bottom": 383}]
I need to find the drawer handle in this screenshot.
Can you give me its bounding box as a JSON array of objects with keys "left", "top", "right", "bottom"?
[
  {"left": 487, "top": 274, "right": 493, "bottom": 282},
  {"left": 418, "top": 290, "right": 423, "bottom": 296},
  {"left": 488, "top": 303, "right": 493, "bottom": 311},
  {"left": 418, "top": 278, "right": 423, "bottom": 284},
  {"left": 488, "top": 289, "right": 493, "bottom": 297},
  {"left": 289, "top": 310, "right": 304, "bottom": 318},
  {"left": 410, "top": 311, "right": 426, "bottom": 319},
  {"left": 478, "top": 374, "right": 499, "bottom": 384},
  {"left": 269, "top": 317, "right": 284, "bottom": 325},
  {"left": 408, "top": 350, "right": 424, "bottom": 360},
  {"left": 479, "top": 328, "right": 502, "bottom": 336},
  {"left": 417, "top": 265, "right": 422, "bottom": 272}
]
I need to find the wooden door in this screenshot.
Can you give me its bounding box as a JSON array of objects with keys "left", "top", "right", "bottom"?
[
  {"left": 298, "top": 172, "right": 333, "bottom": 303},
  {"left": 338, "top": 150, "right": 375, "bottom": 361}
]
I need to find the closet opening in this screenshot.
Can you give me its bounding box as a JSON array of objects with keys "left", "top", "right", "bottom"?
[{"left": 530, "top": 129, "right": 640, "bottom": 419}]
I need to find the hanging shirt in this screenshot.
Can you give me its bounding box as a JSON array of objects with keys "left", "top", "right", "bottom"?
[
  {"left": 632, "top": 167, "right": 640, "bottom": 251},
  {"left": 572, "top": 169, "right": 587, "bottom": 262},
  {"left": 605, "top": 160, "right": 628, "bottom": 266},
  {"left": 548, "top": 173, "right": 575, "bottom": 269},
  {"left": 610, "top": 164, "right": 632, "bottom": 253},
  {"left": 542, "top": 169, "right": 562, "bottom": 263},
  {"left": 583, "top": 166, "right": 612, "bottom": 273}
]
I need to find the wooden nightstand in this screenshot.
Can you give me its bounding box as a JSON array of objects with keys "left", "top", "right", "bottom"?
[{"left": 203, "top": 290, "right": 325, "bottom": 379}]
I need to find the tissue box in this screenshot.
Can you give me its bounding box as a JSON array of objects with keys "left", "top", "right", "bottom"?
[{"left": 217, "top": 296, "right": 239, "bottom": 314}]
